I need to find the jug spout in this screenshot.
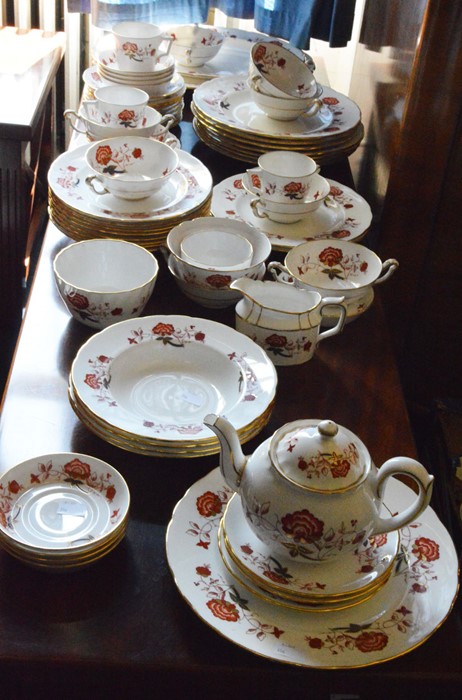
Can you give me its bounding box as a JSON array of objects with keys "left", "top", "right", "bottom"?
[{"left": 203, "top": 414, "right": 247, "bottom": 492}]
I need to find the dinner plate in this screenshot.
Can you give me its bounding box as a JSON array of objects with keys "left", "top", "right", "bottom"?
[
  {"left": 166, "top": 467, "right": 459, "bottom": 668},
  {"left": 70, "top": 315, "right": 277, "bottom": 448},
  {"left": 193, "top": 76, "right": 361, "bottom": 139},
  {"left": 0, "top": 453, "right": 129, "bottom": 552},
  {"left": 48, "top": 145, "right": 213, "bottom": 224},
  {"left": 211, "top": 175, "right": 371, "bottom": 251}
]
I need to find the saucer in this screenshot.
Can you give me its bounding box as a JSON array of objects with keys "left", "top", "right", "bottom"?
[
  {"left": 211, "top": 175, "right": 371, "bottom": 251},
  {"left": 222, "top": 493, "right": 399, "bottom": 603},
  {"left": 166, "top": 467, "right": 459, "bottom": 668},
  {"left": 98, "top": 50, "right": 175, "bottom": 81}
]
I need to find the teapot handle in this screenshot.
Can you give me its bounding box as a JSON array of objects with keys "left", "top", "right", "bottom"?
[{"left": 369, "top": 457, "right": 434, "bottom": 535}]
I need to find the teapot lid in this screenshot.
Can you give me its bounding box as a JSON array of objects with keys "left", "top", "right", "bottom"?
[{"left": 269, "top": 419, "right": 369, "bottom": 492}]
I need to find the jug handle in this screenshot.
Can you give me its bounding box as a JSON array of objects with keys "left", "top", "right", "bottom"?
[
  {"left": 318, "top": 298, "right": 346, "bottom": 341},
  {"left": 373, "top": 258, "right": 399, "bottom": 287},
  {"left": 369, "top": 457, "right": 434, "bottom": 535},
  {"left": 267, "top": 261, "right": 295, "bottom": 285}
]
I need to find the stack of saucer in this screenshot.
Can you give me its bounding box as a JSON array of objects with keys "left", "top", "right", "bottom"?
[
  {"left": 218, "top": 494, "right": 400, "bottom": 612},
  {"left": 192, "top": 75, "right": 364, "bottom": 164},
  {"left": 0, "top": 453, "right": 130, "bottom": 570},
  {"left": 47, "top": 144, "right": 213, "bottom": 250},
  {"left": 68, "top": 315, "right": 277, "bottom": 458}
]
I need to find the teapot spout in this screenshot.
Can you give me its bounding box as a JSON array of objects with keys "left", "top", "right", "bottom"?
[{"left": 203, "top": 413, "right": 247, "bottom": 492}]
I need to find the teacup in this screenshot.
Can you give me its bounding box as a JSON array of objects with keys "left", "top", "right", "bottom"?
[
  {"left": 113, "top": 21, "right": 173, "bottom": 72},
  {"left": 64, "top": 106, "right": 175, "bottom": 141},
  {"left": 169, "top": 24, "right": 224, "bottom": 67},
  {"left": 232, "top": 278, "right": 346, "bottom": 366},
  {"left": 250, "top": 41, "right": 319, "bottom": 99},
  {"left": 246, "top": 151, "right": 320, "bottom": 203},
  {"left": 248, "top": 77, "right": 323, "bottom": 121},
  {"left": 85, "top": 136, "right": 178, "bottom": 200},
  {"left": 81, "top": 85, "right": 149, "bottom": 128}
]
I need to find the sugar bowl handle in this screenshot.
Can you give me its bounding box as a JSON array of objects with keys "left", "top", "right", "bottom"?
[{"left": 369, "top": 457, "right": 434, "bottom": 535}]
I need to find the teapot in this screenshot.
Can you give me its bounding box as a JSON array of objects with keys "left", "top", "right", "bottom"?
[{"left": 203, "top": 415, "right": 434, "bottom": 563}]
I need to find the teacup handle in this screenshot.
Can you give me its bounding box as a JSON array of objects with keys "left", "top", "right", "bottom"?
[
  {"left": 304, "top": 98, "right": 323, "bottom": 117},
  {"left": 160, "top": 35, "right": 173, "bottom": 55},
  {"left": 369, "top": 456, "right": 434, "bottom": 535},
  {"left": 372, "top": 258, "right": 399, "bottom": 286},
  {"left": 318, "top": 297, "right": 346, "bottom": 341},
  {"left": 63, "top": 109, "right": 88, "bottom": 135},
  {"left": 159, "top": 113, "right": 175, "bottom": 131},
  {"left": 267, "top": 261, "right": 295, "bottom": 285},
  {"left": 85, "top": 174, "right": 110, "bottom": 196},
  {"left": 249, "top": 197, "right": 268, "bottom": 220}
]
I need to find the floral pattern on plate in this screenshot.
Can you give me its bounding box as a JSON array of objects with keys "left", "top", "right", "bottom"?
[
  {"left": 166, "top": 468, "right": 459, "bottom": 668},
  {"left": 211, "top": 175, "right": 371, "bottom": 251}
]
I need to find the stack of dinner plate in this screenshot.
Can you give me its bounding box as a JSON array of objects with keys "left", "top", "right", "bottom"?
[
  {"left": 47, "top": 144, "right": 213, "bottom": 251},
  {"left": 191, "top": 75, "right": 364, "bottom": 165},
  {"left": 0, "top": 452, "right": 130, "bottom": 570},
  {"left": 68, "top": 315, "right": 278, "bottom": 458}
]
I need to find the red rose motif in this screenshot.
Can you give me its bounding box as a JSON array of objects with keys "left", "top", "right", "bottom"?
[
  {"left": 360, "top": 261, "right": 368, "bottom": 272},
  {"left": 331, "top": 229, "right": 351, "bottom": 239},
  {"left": 263, "top": 570, "right": 289, "bottom": 585},
  {"left": 122, "top": 41, "right": 138, "bottom": 53},
  {"left": 319, "top": 246, "right": 343, "bottom": 267},
  {"left": 281, "top": 509, "right": 324, "bottom": 542},
  {"left": 106, "top": 485, "right": 116, "bottom": 502},
  {"left": 196, "top": 565, "right": 211, "bottom": 577},
  {"left": 250, "top": 173, "right": 261, "bottom": 189},
  {"left": 284, "top": 181, "right": 304, "bottom": 194},
  {"left": 277, "top": 58, "right": 286, "bottom": 67},
  {"left": 303, "top": 340, "right": 313, "bottom": 352},
  {"left": 67, "top": 291, "right": 89, "bottom": 310},
  {"left": 8, "top": 480, "right": 22, "bottom": 494},
  {"left": 322, "top": 96, "right": 340, "bottom": 106},
  {"left": 233, "top": 178, "right": 243, "bottom": 189},
  {"left": 370, "top": 533, "right": 388, "bottom": 547},
  {"left": 329, "top": 185, "right": 343, "bottom": 197},
  {"left": 132, "top": 148, "right": 142, "bottom": 159},
  {"left": 205, "top": 274, "right": 231, "bottom": 289},
  {"left": 111, "top": 308, "right": 123, "bottom": 316},
  {"left": 355, "top": 630, "right": 388, "bottom": 653},
  {"left": 95, "top": 144, "right": 113, "bottom": 166},
  {"left": 240, "top": 544, "right": 253, "bottom": 555},
  {"left": 97, "top": 355, "right": 110, "bottom": 363},
  {"left": 84, "top": 373, "right": 100, "bottom": 390},
  {"left": 196, "top": 491, "right": 223, "bottom": 517},
  {"left": 253, "top": 45, "right": 267, "bottom": 63},
  {"left": 152, "top": 322, "right": 175, "bottom": 336},
  {"left": 206, "top": 598, "right": 239, "bottom": 622},
  {"left": 412, "top": 536, "right": 440, "bottom": 562},
  {"left": 265, "top": 333, "right": 288, "bottom": 348},
  {"left": 330, "top": 457, "right": 350, "bottom": 478},
  {"left": 194, "top": 332, "right": 205, "bottom": 342},
  {"left": 118, "top": 109, "right": 135, "bottom": 123},
  {"left": 64, "top": 458, "right": 91, "bottom": 481}
]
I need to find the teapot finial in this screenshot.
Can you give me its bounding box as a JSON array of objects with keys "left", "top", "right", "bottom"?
[{"left": 318, "top": 420, "right": 338, "bottom": 437}]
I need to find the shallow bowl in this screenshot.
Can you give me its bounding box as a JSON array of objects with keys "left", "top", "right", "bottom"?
[{"left": 53, "top": 238, "right": 159, "bottom": 328}]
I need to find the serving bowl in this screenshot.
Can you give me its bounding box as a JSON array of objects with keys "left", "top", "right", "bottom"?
[
  {"left": 53, "top": 238, "right": 159, "bottom": 328},
  {"left": 85, "top": 135, "right": 178, "bottom": 199}
]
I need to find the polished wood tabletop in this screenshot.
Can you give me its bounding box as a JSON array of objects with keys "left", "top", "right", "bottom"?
[{"left": 0, "top": 118, "right": 460, "bottom": 699}]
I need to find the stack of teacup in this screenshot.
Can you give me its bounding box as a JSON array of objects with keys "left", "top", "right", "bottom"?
[
  {"left": 242, "top": 150, "right": 332, "bottom": 225},
  {"left": 64, "top": 84, "right": 176, "bottom": 143},
  {"left": 248, "top": 41, "right": 323, "bottom": 121}
]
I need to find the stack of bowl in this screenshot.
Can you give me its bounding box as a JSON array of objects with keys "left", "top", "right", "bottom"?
[
  {"left": 248, "top": 40, "right": 323, "bottom": 121},
  {"left": 165, "top": 217, "right": 272, "bottom": 308}
]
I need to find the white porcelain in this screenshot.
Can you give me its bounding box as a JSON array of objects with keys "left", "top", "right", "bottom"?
[
  {"left": 98, "top": 50, "right": 175, "bottom": 82},
  {"left": 53, "top": 239, "right": 159, "bottom": 328},
  {"left": 245, "top": 151, "right": 319, "bottom": 202},
  {"left": 0, "top": 452, "right": 129, "bottom": 552},
  {"left": 203, "top": 416, "right": 434, "bottom": 565},
  {"left": 71, "top": 315, "right": 277, "bottom": 446},
  {"left": 269, "top": 240, "right": 399, "bottom": 300},
  {"left": 169, "top": 25, "right": 224, "bottom": 67},
  {"left": 166, "top": 466, "right": 458, "bottom": 668},
  {"left": 250, "top": 41, "right": 319, "bottom": 99},
  {"left": 248, "top": 194, "right": 333, "bottom": 224},
  {"left": 64, "top": 105, "right": 175, "bottom": 141},
  {"left": 85, "top": 136, "right": 179, "bottom": 200},
  {"left": 231, "top": 278, "right": 346, "bottom": 365},
  {"left": 248, "top": 80, "right": 323, "bottom": 121},
  {"left": 81, "top": 85, "right": 149, "bottom": 128},
  {"left": 112, "top": 21, "right": 173, "bottom": 72},
  {"left": 212, "top": 175, "right": 372, "bottom": 251},
  {"left": 180, "top": 229, "right": 253, "bottom": 270}
]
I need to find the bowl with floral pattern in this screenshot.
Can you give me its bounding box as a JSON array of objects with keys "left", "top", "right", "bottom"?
[
  {"left": 250, "top": 41, "right": 319, "bottom": 99},
  {"left": 85, "top": 135, "right": 178, "bottom": 200},
  {"left": 53, "top": 238, "right": 159, "bottom": 329},
  {"left": 169, "top": 24, "right": 224, "bottom": 66},
  {"left": 269, "top": 240, "right": 399, "bottom": 300}
]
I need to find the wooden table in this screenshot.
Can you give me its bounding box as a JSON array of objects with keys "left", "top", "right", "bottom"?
[{"left": 0, "top": 118, "right": 460, "bottom": 699}]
